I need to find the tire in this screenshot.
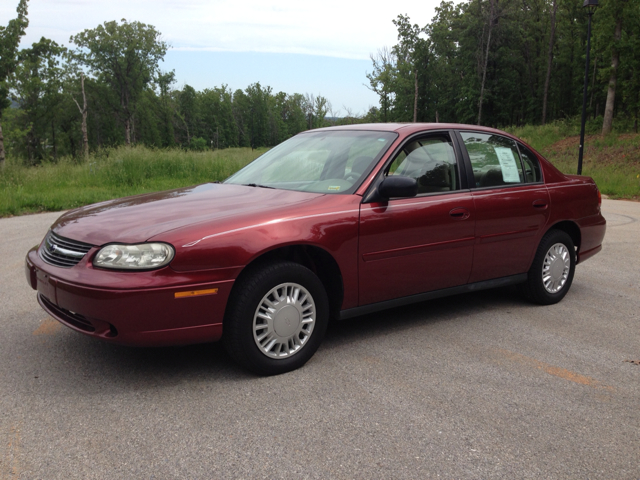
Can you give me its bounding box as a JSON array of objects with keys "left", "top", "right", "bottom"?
[
  {"left": 223, "top": 261, "right": 329, "bottom": 375},
  {"left": 520, "top": 229, "right": 576, "bottom": 305}
]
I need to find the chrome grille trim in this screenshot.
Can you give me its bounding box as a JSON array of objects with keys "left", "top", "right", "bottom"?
[{"left": 39, "top": 231, "right": 94, "bottom": 268}]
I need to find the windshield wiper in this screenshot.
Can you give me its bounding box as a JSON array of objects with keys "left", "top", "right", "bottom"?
[{"left": 243, "top": 183, "right": 275, "bottom": 189}]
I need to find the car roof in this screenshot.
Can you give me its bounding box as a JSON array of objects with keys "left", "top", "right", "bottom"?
[{"left": 310, "top": 122, "right": 512, "bottom": 137}]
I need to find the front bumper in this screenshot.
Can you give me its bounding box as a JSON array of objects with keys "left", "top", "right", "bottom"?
[{"left": 26, "top": 246, "right": 238, "bottom": 347}]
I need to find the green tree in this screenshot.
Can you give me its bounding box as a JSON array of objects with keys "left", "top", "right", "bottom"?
[
  {"left": 615, "top": 1, "right": 640, "bottom": 132},
  {"left": 0, "top": 0, "right": 28, "bottom": 166},
  {"left": 600, "top": 0, "right": 631, "bottom": 134},
  {"left": 542, "top": 0, "right": 559, "bottom": 125},
  {"left": 133, "top": 89, "right": 163, "bottom": 146},
  {"left": 155, "top": 70, "right": 176, "bottom": 147},
  {"left": 425, "top": 1, "right": 466, "bottom": 123},
  {"left": 268, "top": 91, "right": 288, "bottom": 144},
  {"left": 280, "top": 93, "right": 308, "bottom": 137},
  {"left": 66, "top": 69, "right": 89, "bottom": 158},
  {"left": 245, "top": 82, "right": 270, "bottom": 148},
  {"left": 200, "top": 85, "right": 238, "bottom": 148},
  {"left": 392, "top": 14, "right": 424, "bottom": 122},
  {"left": 71, "top": 19, "right": 168, "bottom": 145},
  {"left": 10, "top": 37, "right": 67, "bottom": 163},
  {"left": 232, "top": 88, "right": 250, "bottom": 147},
  {"left": 313, "top": 95, "right": 330, "bottom": 128},
  {"left": 367, "top": 48, "right": 396, "bottom": 122},
  {"left": 370, "top": 0, "right": 636, "bottom": 129},
  {"left": 176, "top": 84, "right": 198, "bottom": 146}
]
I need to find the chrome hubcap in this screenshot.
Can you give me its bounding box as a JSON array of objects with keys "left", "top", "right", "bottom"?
[
  {"left": 253, "top": 283, "right": 316, "bottom": 359},
  {"left": 542, "top": 243, "right": 571, "bottom": 293}
]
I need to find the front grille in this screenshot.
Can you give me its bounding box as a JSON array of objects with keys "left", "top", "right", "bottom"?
[{"left": 39, "top": 230, "right": 94, "bottom": 268}]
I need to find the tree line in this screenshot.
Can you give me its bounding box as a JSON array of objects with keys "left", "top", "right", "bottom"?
[
  {"left": 367, "top": 0, "right": 639, "bottom": 134},
  {"left": 1, "top": 0, "right": 638, "bottom": 167},
  {"left": 0, "top": 2, "right": 352, "bottom": 166}
]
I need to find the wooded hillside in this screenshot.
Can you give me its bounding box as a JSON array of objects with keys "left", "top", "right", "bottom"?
[{"left": 367, "top": 0, "right": 639, "bottom": 131}]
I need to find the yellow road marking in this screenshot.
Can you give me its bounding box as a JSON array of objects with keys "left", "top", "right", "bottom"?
[
  {"left": 0, "top": 422, "right": 23, "bottom": 478},
  {"left": 32, "top": 318, "right": 61, "bottom": 336},
  {"left": 495, "top": 348, "right": 614, "bottom": 391}
]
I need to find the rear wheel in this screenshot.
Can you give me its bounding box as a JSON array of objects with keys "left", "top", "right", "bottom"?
[
  {"left": 223, "top": 261, "right": 329, "bottom": 375},
  {"left": 521, "top": 229, "right": 576, "bottom": 305}
]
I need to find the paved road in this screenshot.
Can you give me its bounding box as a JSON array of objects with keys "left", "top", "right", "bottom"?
[{"left": 1, "top": 199, "right": 639, "bottom": 479}]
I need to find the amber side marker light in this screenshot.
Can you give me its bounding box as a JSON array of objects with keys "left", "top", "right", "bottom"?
[{"left": 175, "top": 288, "right": 219, "bottom": 299}]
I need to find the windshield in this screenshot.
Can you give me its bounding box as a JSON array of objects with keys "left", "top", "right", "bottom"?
[{"left": 224, "top": 130, "right": 397, "bottom": 194}]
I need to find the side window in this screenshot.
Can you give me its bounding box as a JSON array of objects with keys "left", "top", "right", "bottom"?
[
  {"left": 518, "top": 143, "right": 542, "bottom": 183},
  {"left": 386, "top": 134, "right": 459, "bottom": 194},
  {"left": 461, "top": 132, "right": 525, "bottom": 188}
]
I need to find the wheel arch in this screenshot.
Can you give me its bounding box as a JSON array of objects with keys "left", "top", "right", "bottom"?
[
  {"left": 226, "top": 244, "right": 344, "bottom": 322},
  {"left": 545, "top": 220, "right": 581, "bottom": 251}
]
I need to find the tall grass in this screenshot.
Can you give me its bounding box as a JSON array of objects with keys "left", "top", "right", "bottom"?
[
  {"left": 1, "top": 126, "right": 638, "bottom": 218},
  {"left": 0, "top": 146, "right": 266, "bottom": 217}
]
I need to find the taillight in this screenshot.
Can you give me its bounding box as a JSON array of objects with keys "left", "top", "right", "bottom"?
[{"left": 597, "top": 188, "right": 602, "bottom": 210}]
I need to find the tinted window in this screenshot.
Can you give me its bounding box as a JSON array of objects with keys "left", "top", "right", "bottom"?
[
  {"left": 461, "top": 132, "right": 525, "bottom": 188},
  {"left": 518, "top": 143, "right": 542, "bottom": 183},
  {"left": 386, "top": 134, "right": 459, "bottom": 194}
]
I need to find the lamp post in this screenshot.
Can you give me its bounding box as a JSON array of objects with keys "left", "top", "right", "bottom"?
[{"left": 577, "top": 0, "right": 598, "bottom": 175}]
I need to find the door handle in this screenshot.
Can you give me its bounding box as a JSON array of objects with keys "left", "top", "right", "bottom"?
[
  {"left": 449, "top": 207, "right": 470, "bottom": 220},
  {"left": 532, "top": 199, "right": 548, "bottom": 209}
]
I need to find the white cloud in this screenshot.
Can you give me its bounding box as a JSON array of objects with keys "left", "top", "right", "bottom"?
[{"left": 1, "top": 0, "right": 451, "bottom": 59}]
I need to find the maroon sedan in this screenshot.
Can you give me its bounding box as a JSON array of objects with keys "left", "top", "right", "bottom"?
[{"left": 25, "top": 124, "right": 606, "bottom": 374}]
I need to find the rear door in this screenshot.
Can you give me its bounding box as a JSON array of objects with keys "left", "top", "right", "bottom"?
[
  {"left": 456, "top": 130, "right": 550, "bottom": 283},
  {"left": 358, "top": 130, "right": 475, "bottom": 306}
]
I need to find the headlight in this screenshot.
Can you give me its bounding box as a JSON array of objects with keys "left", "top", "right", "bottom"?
[{"left": 93, "top": 243, "right": 175, "bottom": 270}]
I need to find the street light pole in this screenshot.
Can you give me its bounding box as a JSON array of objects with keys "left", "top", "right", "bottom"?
[{"left": 578, "top": 0, "right": 598, "bottom": 175}]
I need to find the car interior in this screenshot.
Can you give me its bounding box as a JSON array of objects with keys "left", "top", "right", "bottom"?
[{"left": 387, "top": 136, "right": 458, "bottom": 194}]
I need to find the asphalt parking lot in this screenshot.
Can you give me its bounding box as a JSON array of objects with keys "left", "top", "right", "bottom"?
[{"left": 1, "top": 199, "right": 638, "bottom": 479}]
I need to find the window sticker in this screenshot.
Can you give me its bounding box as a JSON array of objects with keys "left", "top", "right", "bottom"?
[
  {"left": 494, "top": 147, "right": 520, "bottom": 183},
  {"left": 328, "top": 186, "right": 341, "bottom": 191}
]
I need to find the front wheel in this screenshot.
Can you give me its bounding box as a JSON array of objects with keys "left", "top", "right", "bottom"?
[
  {"left": 223, "top": 261, "right": 329, "bottom": 375},
  {"left": 520, "top": 229, "right": 576, "bottom": 305}
]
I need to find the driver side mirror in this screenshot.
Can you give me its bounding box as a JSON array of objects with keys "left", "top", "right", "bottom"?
[{"left": 378, "top": 175, "right": 418, "bottom": 199}]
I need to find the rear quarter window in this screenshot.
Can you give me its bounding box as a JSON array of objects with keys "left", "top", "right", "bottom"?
[
  {"left": 460, "top": 132, "right": 525, "bottom": 188},
  {"left": 517, "top": 143, "right": 543, "bottom": 183}
]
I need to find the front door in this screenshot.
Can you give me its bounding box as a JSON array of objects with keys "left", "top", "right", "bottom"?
[{"left": 358, "top": 132, "right": 475, "bottom": 306}]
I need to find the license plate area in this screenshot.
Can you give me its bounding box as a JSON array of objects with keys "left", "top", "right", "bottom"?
[{"left": 36, "top": 269, "right": 57, "bottom": 305}]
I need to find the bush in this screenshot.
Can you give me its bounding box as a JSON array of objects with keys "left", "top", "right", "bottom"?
[{"left": 190, "top": 137, "right": 208, "bottom": 151}]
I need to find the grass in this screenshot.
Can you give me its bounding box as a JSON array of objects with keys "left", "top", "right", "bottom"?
[
  {"left": 1, "top": 121, "right": 638, "bottom": 217},
  {"left": 506, "top": 121, "right": 580, "bottom": 151},
  {"left": 506, "top": 120, "right": 640, "bottom": 200},
  {"left": 540, "top": 133, "right": 640, "bottom": 199},
  {"left": 0, "top": 146, "right": 267, "bottom": 217}
]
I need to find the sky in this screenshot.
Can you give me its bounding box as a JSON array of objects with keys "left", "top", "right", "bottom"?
[{"left": 1, "top": 0, "right": 457, "bottom": 115}]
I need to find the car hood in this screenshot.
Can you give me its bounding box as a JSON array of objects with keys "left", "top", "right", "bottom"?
[{"left": 51, "top": 183, "right": 323, "bottom": 245}]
